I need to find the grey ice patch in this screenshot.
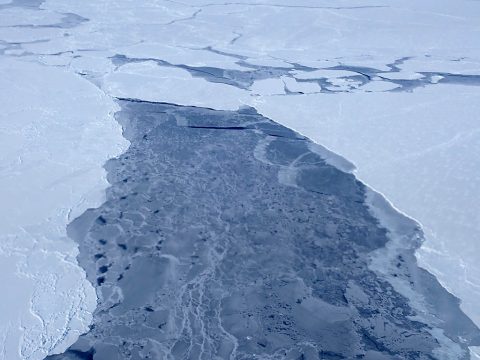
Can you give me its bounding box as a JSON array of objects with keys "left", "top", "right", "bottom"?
[
  {"left": 46, "top": 101, "right": 480, "bottom": 360},
  {"left": 0, "top": 0, "right": 43, "bottom": 9},
  {"left": 1, "top": 12, "right": 88, "bottom": 29}
]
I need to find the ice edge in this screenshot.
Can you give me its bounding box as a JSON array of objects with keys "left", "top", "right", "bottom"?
[{"left": 309, "top": 127, "right": 480, "bottom": 359}]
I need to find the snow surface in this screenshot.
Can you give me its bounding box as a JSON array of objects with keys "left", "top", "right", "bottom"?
[
  {"left": 1, "top": 0, "right": 480, "bottom": 358},
  {"left": 0, "top": 58, "right": 128, "bottom": 359}
]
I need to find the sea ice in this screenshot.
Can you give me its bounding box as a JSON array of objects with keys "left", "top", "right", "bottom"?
[{"left": 0, "top": 58, "right": 128, "bottom": 359}]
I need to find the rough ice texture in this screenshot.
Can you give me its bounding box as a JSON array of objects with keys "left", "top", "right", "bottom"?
[
  {"left": 0, "top": 58, "right": 128, "bottom": 359},
  {"left": 45, "top": 101, "right": 480, "bottom": 360}
]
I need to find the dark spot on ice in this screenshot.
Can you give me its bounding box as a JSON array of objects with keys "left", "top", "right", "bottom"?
[
  {"left": 56, "top": 348, "right": 95, "bottom": 360},
  {"left": 95, "top": 216, "right": 107, "bottom": 225},
  {"left": 96, "top": 276, "right": 105, "bottom": 286},
  {"left": 318, "top": 350, "right": 345, "bottom": 359},
  {"left": 186, "top": 125, "right": 249, "bottom": 130}
]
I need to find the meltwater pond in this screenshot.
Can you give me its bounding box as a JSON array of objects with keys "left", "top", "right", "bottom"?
[{"left": 47, "top": 100, "right": 480, "bottom": 360}]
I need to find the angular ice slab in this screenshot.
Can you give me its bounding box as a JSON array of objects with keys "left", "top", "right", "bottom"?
[{"left": 47, "top": 101, "right": 479, "bottom": 360}]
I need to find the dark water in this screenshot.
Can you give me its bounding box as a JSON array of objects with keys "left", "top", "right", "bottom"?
[{"left": 46, "top": 100, "right": 479, "bottom": 360}]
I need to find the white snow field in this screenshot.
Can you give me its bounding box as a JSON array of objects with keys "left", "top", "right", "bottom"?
[
  {"left": 1, "top": 0, "right": 480, "bottom": 358},
  {"left": 0, "top": 58, "right": 128, "bottom": 359}
]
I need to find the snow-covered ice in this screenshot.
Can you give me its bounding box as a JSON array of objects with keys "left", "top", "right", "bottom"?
[
  {"left": 1, "top": 0, "right": 480, "bottom": 358},
  {"left": 0, "top": 58, "right": 128, "bottom": 358}
]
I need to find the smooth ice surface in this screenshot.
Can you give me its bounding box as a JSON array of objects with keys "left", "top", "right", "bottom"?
[
  {"left": 103, "top": 63, "right": 250, "bottom": 111},
  {"left": 0, "top": 58, "right": 128, "bottom": 359}
]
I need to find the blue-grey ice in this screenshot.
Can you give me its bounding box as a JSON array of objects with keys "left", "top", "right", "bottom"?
[{"left": 45, "top": 101, "right": 480, "bottom": 359}]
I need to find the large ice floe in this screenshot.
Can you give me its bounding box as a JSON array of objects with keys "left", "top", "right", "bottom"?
[
  {"left": 1, "top": 0, "right": 480, "bottom": 359},
  {"left": 0, "top": 51, "right": 128, "bottom": 360}
]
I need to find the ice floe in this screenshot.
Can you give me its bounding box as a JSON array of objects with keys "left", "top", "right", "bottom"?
[{"left": 0, "top": 58, "right": 128, "bottom": 359}]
